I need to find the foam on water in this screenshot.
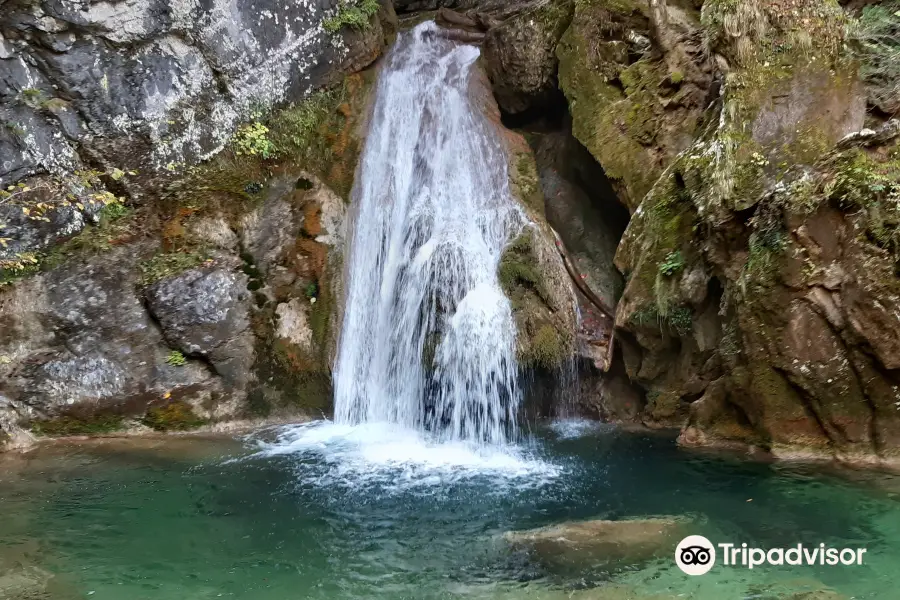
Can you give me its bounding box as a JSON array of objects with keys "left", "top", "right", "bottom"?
[{"left": 250, "top": 421, "right": 561, "bottom": 492}]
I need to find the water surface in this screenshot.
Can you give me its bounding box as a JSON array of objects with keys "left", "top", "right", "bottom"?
[{"left": 1, "top": 423, "right": 898, "bottom": 599}]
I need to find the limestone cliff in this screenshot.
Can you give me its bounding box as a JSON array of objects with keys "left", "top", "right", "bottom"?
[
  {"left": 0, "top": 0, "right": 392, "bottom": 449},
  {"left": 477, "top": 0, "right": 900, "bottom": 465}
]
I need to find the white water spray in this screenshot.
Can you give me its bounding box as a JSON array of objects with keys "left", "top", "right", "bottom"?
[{"left": 333, "top": 23, "right": 525, "bottom": 446}]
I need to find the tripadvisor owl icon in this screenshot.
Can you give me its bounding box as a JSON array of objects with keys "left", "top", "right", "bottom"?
[{"left": 676, "top": 535, "right": 716, "bottom": 575}]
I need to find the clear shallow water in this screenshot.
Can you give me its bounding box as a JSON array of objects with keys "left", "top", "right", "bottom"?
[{"left": 2, "top": 424, "right": 900, "bottom": 600}]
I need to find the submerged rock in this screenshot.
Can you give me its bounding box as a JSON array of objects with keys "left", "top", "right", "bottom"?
[{"left": 503, "top": 517, "right": 687, "bottom": 571}]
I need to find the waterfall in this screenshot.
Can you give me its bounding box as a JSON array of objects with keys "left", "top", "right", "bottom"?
[{"left": 333, "top": 23, "right": 525, "bottom": 446}]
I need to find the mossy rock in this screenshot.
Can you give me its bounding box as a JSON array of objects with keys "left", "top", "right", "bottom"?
[
  {"left": 499, "top": 229, "right": 574, "bottom": 369},
  {"left": 142, "top": 400, "right": 206, "bottom": 431},
  {"left": 31, "top": 412, "right": 125, "bottom": 437}
]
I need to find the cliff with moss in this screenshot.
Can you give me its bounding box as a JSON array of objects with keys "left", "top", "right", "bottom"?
[
  {"left": 471, "top": 0, "right": 900, "bottom": 464},
  {"left": 4, "top": 0, "right": 900, "bottom": 466},
  {"left": 0, "top": 1, "right": 396, "bottom": 449}
]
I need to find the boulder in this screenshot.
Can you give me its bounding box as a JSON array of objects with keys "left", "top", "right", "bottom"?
[
  {"left": 145, "top": 265, "right": 255, "bottom": 394},
  {"left": 503, "top": 517, "right": 688, "bottom": 571}
]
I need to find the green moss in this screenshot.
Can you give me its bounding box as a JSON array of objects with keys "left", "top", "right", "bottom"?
[
  {"left": 142, "top": 401, "right": 206, "bottom": 431},
  {"left": 557, "top": 26, "right": 661, "bottom": 208},
  {"left": 521, "top": 324, "right": 566, "bottom": 369},
  {"left": 498, "top": 230, "right": 549, "bottom": 307},
  {"left": 512, "top": 152, "right": 545, "bottom": 216},
  {"left": 139, "top": 249, "right": 209, "bottom": 285},
  {"left": 32, "top": 412, "right": 124, "bottom": 436}
]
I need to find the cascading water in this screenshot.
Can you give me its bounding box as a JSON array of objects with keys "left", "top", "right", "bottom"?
[{"left": 333, "top": 23, "right": 525, "bottom": 446}]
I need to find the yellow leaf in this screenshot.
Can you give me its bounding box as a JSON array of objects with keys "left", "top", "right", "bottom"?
[{"left": 76, "top": 202, "right": 84, "bottom": 210}]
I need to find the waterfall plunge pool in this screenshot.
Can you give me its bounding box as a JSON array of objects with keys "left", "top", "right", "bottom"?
[{"left": 2, "top": 422, "right": 899, "bottom": 600}]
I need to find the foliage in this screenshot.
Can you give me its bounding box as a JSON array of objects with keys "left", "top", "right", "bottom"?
[
  {"left": 322, "top": 0, "right": 380, "bottom": 33},
  {"left": 0, "top": 252, "right": 40, "bottom": 286},
  {"left": 1, "top": 173, "right": 134, "bottom": 288},
  {"left": 165, "top": 350, "right": 187, "bottom": 367},
  {"left": 849, "top": 1, "right": 900, "bottom": 113},
  {"left": 825, "top": 149, "right": 900, "bottom": 254},
  {"left": 268, "top": 87, "right": 343, "bottom": 158},
  {"left": 630, "top": 304, "right": 692, "bottom": 337},
  {"left": 142, "top": 400, "right": 206, "bottom": 431},
  {"left": 232, "top": 122, "right": 275, "bottom": 159},
  {"left": 658, "top": 251, "right": 684, "bottom": 276}
]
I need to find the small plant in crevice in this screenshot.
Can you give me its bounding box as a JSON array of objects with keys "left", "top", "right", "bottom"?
[
  {"left": 659, "top": 251, "right": 685, "bottom": 277},
  {"left": 305, "top": 281, "right": 318, "bottom": 299},
  {"left": 165, "top": 350, "right": 187, "bottom": 367},
  {"left": 232, "top": 122, "right": 275, "bottom": 159}
]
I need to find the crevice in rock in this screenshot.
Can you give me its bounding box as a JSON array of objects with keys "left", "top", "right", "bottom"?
[
  {"left": 773, "top": 365, "right": 840, "bottom": 452},
  {"left": 498, "top": 87, "right": 569, "bottom": 130},
  {"left": 140, "top": 291, "right": 221, "bottom": 380}
]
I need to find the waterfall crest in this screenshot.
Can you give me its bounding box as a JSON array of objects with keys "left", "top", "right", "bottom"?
[{"left": 333, "top": 23, "right": 525, "bottom": 446}]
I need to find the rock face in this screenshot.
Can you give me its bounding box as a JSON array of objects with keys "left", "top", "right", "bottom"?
[
  {"left": 473, "top": 0, "right": 900, "bottom": 464},
  {"left": 481, "top": 0, "right": 573, "bottom": 115},
  {"left": 555, "top": 0, "right": 713, "bottom": 212},
  {"left": 0, "top": 0, "right": 372, "bottom": 448},
  {"left": 145, "top": 266, "right": 255, "bottom": 398},
  {"left": 0, "top": 245, "right": 223, "bottom": 443},
  {"left": 0, "top": 0, "right": 392, "bottom": 188}
]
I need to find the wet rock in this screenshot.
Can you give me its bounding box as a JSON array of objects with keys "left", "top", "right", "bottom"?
[
  {"left": 469, "top": 61, "right": 578, "bottom": 371},
  {"left": 504, "top": 517, "right": 687, "bottom": 571}
]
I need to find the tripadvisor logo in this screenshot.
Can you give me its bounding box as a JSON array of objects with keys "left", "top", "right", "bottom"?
[
  {"left": 676, "top": 535, "right": 716, "bottom": 575},
  {"left": 675, "top": 536, "right": 867, "bottom": 576}
]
